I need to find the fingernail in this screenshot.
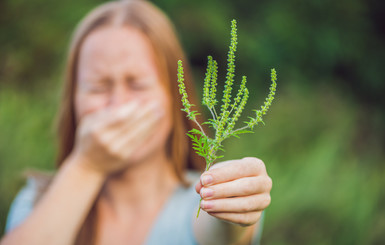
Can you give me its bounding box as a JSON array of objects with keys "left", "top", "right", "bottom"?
[
  {"left": 200, "top": 200, "right": 213, "bottom": 210},
  {"left": 201, "top": 174, "right": 213, "bottom": 186},
  {"left": 200, "top": 188, "right": 214, "bottom": 198}
]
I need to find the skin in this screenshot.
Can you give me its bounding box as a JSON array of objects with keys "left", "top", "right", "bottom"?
[
  {"left": 196, "top": 158, "right": 272, "bottom": 225},
  {"left": 0, "top": 26, "right": 272, "bottom": 245}
]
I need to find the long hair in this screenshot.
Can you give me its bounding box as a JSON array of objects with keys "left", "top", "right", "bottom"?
[{"left": 54, "top": 1, "right": 205, "bottom": 244}]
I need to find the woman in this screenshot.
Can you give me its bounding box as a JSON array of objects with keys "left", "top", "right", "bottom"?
[{"left": 1, "top": 1, "right": 272, "bottom": 244}]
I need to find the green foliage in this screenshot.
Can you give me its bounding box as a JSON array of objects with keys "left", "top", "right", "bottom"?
[
  {"left": 1, "top": 0, "right": 384, "bottom": 242},
  {"left": 178, "top": 19, "right": 277, "bottom": 171},
  {"left": 223, "top": 85, "right": 385, "bottom": 245},
  {"left": 177, "top": 61, "right": 200, "bottom": 121},
  {"left": 177, "top": 19, "right": 278, "bottom": 217},
  {"left": 247, "top": 68, "right": 277, "bottom": 130}
]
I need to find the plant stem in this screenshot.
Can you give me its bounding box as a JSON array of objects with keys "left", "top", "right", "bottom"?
[
  {"left": 197, "top": 159, "right": 214, "bottom": 218},
  {"left": 208, "top": 107, "right": 216, "bottom": 121},
  {"left": 213, "top": 107, "right": 219, "bottom": 121},
  {"left": 197, "top": 199, "right": 202, "bottom": 217},
  {"left": 232, "top": 125, "right": 250, "bottom": 133},
  {"left": 193, "top": 119, "right": 206, "bottom": 136}
]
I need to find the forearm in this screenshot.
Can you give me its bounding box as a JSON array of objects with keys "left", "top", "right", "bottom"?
[
  {"left": 193, "top": 211, "right": 261, "bottom": 245},
  {"left": 0, "top": 156, "right": 105, "bottom": 245}
]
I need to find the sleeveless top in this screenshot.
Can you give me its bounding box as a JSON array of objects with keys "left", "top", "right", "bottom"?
[{"left": 4, "top": 173, "right": 263, "bottom": 244}]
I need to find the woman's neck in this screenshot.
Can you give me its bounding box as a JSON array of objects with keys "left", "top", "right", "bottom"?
[{"left": 100, "top": 150, "right": 179, "bottom": 216}]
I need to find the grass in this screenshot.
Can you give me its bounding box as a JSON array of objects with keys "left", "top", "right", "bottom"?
[
  {"left": 0, "top": 82, "right": 384, "bottom": 244},
  {"left": 221, "top": 83, "right": 385, "bottom": 244},
  {"left": 0, "top": 85, "right": 57, "bottom": 234}
]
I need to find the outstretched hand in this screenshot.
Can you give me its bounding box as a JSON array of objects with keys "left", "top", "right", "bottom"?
[{"left": 195, "top": 157, "right": 272, "bottom": 226}]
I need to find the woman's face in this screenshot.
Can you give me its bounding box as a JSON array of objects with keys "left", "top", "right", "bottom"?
[{"left": 75, "top": 26, "right": 172, "bottom": 163}]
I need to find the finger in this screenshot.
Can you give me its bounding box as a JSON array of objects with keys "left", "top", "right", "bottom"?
[
  {"left": 83, "top": 101, "right": 140, "bottom": 129},
  {"left": 200, "top": 194, "right": 271, "bottom": 213},
  {"left": 103, "top": 102, "right": 140, "bottom": 127},
  {"left": 102, "top": 102, "right": 160, "bottom": 142},
  {"left": 195, "top": 181, "right": 203, "bottom": 194},
  {"left": 200, "top": 176, "right": 272, "bottom": 199},
  {"left": 200, "top": 157, "right": 267, "bottom": 187},
  {"left": 79, "top": 101, "right": 141, "bottom": 138},
  {"left": 103, "top": 101, "right": 157, "bottom": 132},
  {"left": 112, "top": 108, "right": 164, "bottom": 158},
  {"left": 207, "top": 211, "right": 262, "bottom": 226}
]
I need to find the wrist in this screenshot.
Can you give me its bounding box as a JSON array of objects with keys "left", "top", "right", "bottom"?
[{"left": 63, "top": 153, "right": 108, "bottom": 183}]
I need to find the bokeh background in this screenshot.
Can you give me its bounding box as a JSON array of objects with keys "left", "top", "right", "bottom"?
[{"left": 1, "top": 0, "right": 384, "bottom": 244}]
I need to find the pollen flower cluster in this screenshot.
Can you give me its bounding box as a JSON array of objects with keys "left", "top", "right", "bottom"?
[{"left": 177, "top": 19, "right": 277, "bottom": 217}]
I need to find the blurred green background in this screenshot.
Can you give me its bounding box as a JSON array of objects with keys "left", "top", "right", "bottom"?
[{"left": 1, "top": 0, "right": 384, "bottom": 244}]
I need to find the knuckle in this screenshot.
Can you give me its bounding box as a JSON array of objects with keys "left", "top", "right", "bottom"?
[
  {"left": 243, "top": 184, "right": 253, "bottom": 195},
  {"left": 242, "top": 156, "right": 256, "bottom": 162},
  {"left": 264, "top": 176, "right": 273, "bottom": 191},
  {"left": 257, "top": 159, "right": 266, "bottom": 172},
  {"left": 244, "top": 178, "right": 258, "bottom": 194},
  {"left": 107, "top": 144, "right": 126, "bottom": 160},
  {"left": 255, "top": 211, "right": 262, "bottom": 222},
  {"left": 107, "top": 145, "right": 120, "bottom": 157},
  {"left": 239, "top": 213, "right": 258, "bottom": 227},
  {"left": 100, "top": 137, "right": 112, "bottom": 150},
  {"left": 247, "top": 213, "right": 258, "bottom": 226},
  {"left": 240, "top": 205, "right": 249, "bottom": 212},
  {"left": 212, "top": 185, "right": 223, "bottom": 197},
  {"left": 263, "top": 194, "right": 271, "bottom": 208},
  {"left": 252, "top": 177, "right": 261, "bottom": 191},
  {"left": 225, "top": 214, "right": 243, "bottom": 226},
  {"left": 239, "top": 217, "right": 252, "bottom": 227},
  {"left": 242, "top": 198, "right": 254, "bottom": 212},
  {"left": 244, "top": 157, "right": 266, "bottom": 173}
]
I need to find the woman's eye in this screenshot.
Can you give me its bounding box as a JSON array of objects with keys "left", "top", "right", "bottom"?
[
  {"left": 126, "top": 77, "right": 150, "bottom": 91},
  {"left": 130, "top": 82, "right": 148, "bottom": 90},
  {"left": 87, "top": 78, "right": 111, "bottom": 93},
  {"left": 89, "top": 85, "right": 109, "bottom": 93}
]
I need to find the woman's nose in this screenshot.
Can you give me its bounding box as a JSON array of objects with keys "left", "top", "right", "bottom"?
[{"left": 109, "top": 85, "right": 132, "bottom": 107}]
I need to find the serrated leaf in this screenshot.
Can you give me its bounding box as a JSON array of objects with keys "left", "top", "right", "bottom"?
[
  {"left": 186, "top": 133, "right": 194, "bottom": 139},
  {"left": 197, "top": 152, "right": 206, "bottom": 157},
  {"left": 189, "top": 128, "right": 204, "bottom": 136},
  {"left": 234, "top": 129, "right": 254, "bottom": 135}
]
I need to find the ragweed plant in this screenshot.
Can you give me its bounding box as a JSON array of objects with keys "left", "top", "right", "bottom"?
[{"left": 177, "top": 19, "right": 277, "bottom": 217}]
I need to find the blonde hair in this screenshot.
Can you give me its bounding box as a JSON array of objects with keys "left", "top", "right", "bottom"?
[{"left": 54, "top": 1, "right": 204, "bottom": 244}]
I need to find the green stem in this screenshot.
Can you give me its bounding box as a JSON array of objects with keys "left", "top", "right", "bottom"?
[
  {"left": 197, "top": 159, "right": 214, "bottom": 218},
  {"left": 197, "top": 199, "right": 202, "bottom": 217},
  {"left": 192, "top": 118, "right": 207, "bottom": 137}
]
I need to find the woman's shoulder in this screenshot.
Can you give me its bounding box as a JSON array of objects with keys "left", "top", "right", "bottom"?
[
  {"left": 174, "top": 170, "right": 201, "bottom": 203},
  {"left": 173, "top": 170, "right": 201, "bottom": 205},
  {"left": 144, "top": 170, "right": 202, "bottom": 245},
  {"left": 185, "top": 170, "right": 201, "bottom": 184},
  {"left": 4, "top": 171, "right": 54, "bottom": 233}
]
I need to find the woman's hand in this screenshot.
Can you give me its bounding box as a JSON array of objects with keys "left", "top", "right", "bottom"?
[
  {"left": 70, "top": 101, "right": 163, "bottom": 177},
  {"left": 195, "top": 157, "right": 272, "bottom": 226}
]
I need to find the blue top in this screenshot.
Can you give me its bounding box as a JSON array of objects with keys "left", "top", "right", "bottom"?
[{"left": 5, "top": 173, "right": 263, "bottom": 244}]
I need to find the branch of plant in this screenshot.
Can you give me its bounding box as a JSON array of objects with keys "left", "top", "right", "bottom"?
[{"left": 177, "top": 19, "right": 277, "bottom": 218}]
